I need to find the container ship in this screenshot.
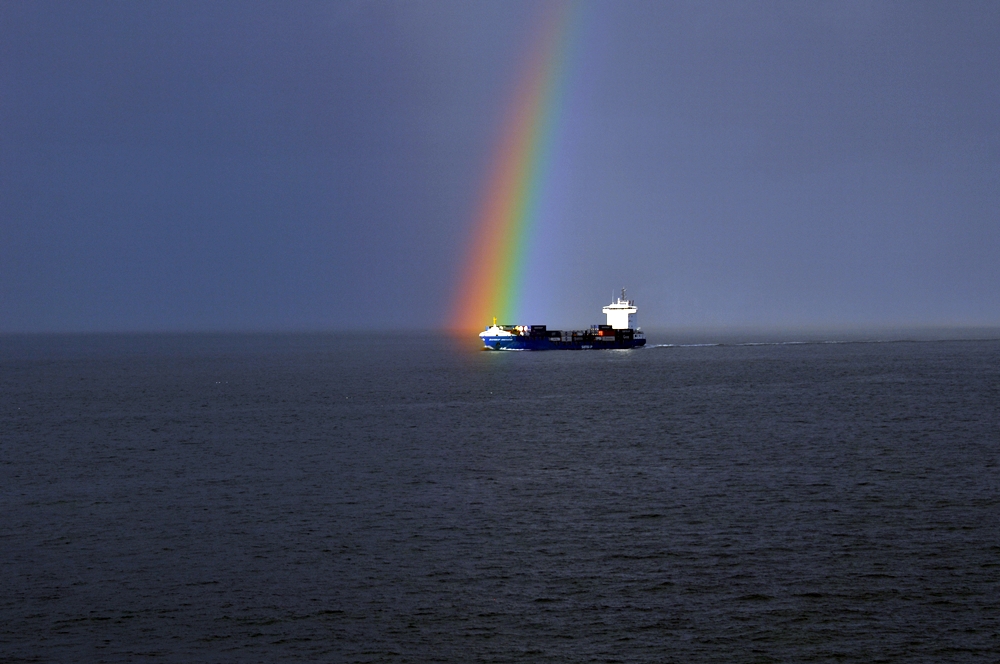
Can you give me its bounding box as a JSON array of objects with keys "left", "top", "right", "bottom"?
[{"left": 479, "top": 289, "right": 646, "bottom": 351}]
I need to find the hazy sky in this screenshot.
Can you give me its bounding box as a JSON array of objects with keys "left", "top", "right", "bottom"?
[{"left": 2, "top": 1, "right": 998, "bottom": 332}]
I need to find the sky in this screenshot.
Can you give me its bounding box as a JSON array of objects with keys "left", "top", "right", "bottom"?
[{"left": 2, "top": 0, "right": 998, "bottom": 332}]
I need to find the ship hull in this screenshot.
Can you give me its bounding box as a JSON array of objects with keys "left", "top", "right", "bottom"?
[{"left": 480, "top": 335, "right": 646, "bottom": 351}]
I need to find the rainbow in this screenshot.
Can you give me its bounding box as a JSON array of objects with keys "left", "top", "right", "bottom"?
[{"left": 451, "top": 1, "right": 580, "bottom": 332}]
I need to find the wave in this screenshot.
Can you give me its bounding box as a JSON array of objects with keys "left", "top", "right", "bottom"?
[
  {"left": 647, "top": 338, "right": 952, "bottom": 349},
  {"left": 649, "top": 343, "right": 720, "bottom": 348}
]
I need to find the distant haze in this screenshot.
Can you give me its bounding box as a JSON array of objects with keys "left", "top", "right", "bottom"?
[{"left": 2, "top": 1, "right": 998, "bottom": 332}]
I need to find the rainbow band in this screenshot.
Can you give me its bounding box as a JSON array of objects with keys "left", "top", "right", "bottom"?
[{"left": 452, "top": 2, "right": 578, "bottom": 331}]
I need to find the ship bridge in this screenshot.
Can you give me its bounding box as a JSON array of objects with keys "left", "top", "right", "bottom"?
[{"left": 603, "top": 288, "right": 637, "bottom": 329}]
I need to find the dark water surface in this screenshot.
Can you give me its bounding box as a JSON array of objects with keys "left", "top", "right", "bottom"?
[{"left": 2, "top": 334, "right": 999, "bottom": 662}]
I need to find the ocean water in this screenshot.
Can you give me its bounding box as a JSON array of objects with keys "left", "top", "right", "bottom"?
[{"left": 2, "top": 333, "right": 998, "bottom": 662}]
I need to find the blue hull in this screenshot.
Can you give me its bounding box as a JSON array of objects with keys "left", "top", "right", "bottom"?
[{"left": 481, "top": 336, "right": 646, "bottom": 351}]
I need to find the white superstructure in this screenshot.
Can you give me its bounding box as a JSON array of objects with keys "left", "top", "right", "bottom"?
[{"left": 603, "top": 288, "right": 638, "bottom": 329}]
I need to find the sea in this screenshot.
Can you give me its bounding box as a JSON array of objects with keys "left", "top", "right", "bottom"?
[{"left": 2, "top": 332, "right": 998, "bottom": 663}]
